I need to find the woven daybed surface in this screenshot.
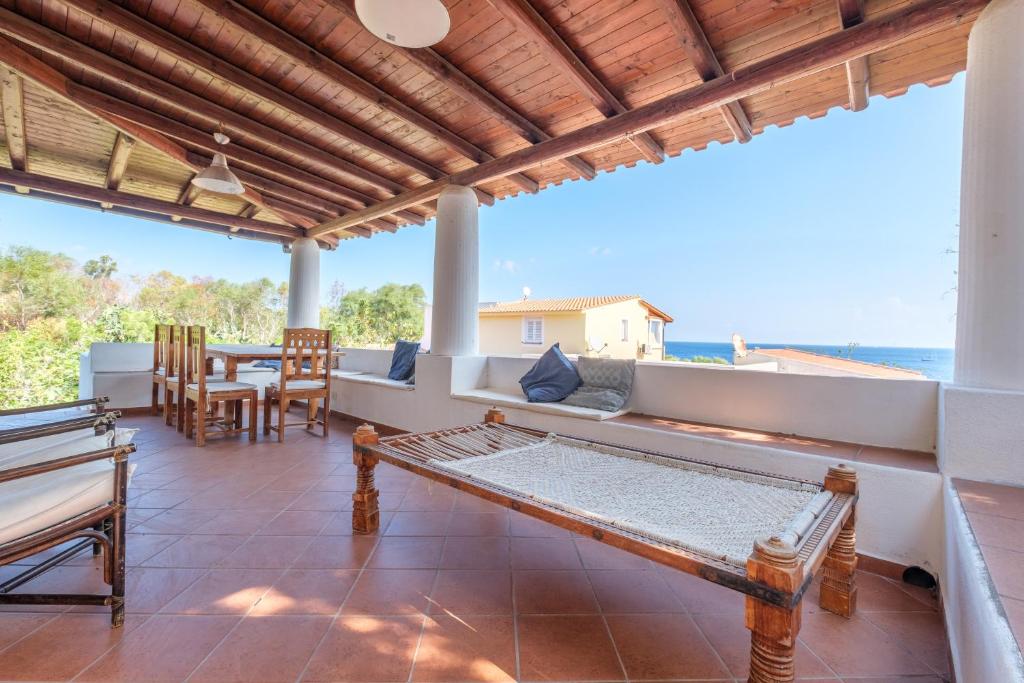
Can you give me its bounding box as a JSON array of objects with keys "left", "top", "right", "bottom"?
[{"left": 436, "top": 435, "right": 827, "bottom": 566}]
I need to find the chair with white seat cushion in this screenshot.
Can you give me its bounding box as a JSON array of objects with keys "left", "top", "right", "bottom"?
[
  {"left": 0, "top": 401, "right": 136, "bottom": 627},
  {"left": 183, "top": 326, "right": 258, "bottom": 447},
  {"left": 150, "top": 323, "right": 171, "bottom": 415},
  {"left": 264, "top": 328, "right": 332, "bottom": 442}
]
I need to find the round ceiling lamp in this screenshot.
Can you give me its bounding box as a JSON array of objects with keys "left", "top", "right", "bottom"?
[
  {"left": 354, "top": 0, "right": 451, "bottom": 48},
  {"left": 191, "top": 131, "right": 245, "bottom": 195}
]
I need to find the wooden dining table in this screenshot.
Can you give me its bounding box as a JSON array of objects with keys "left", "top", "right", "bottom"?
[{"left": 205, "top": 344, "right": 339, "bottom": 424}]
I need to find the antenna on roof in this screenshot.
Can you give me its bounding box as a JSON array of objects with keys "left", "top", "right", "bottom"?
[
  {"left": 522, "top": 286, "right": 531, "bottom": 300},
  {"left": 732, "top": 333, "right": 748, "bottom": 358}
]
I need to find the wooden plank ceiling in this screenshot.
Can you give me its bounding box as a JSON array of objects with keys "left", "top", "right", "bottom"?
[{"left": 0, "top": 0, "right": 982, "bottom": 248}]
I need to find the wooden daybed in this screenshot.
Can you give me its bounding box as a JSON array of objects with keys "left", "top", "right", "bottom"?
[
  {"left": 350, "top": 408, "right": 859, "bottom": 683},
  {"left": 0, "top": 398, "right": 135, "bottom": 626}
]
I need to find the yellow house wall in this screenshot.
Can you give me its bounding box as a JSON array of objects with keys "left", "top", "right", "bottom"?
[
  {"left": 478, "top": 313, "right": 586, "bottom": 356},
  {"left": 583, "top": 300, "right": 666, "bottom": 361}
]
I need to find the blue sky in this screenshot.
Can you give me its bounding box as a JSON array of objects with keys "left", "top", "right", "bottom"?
[{"left": 0, "top": 76, "right": 964, "bottom": 347}]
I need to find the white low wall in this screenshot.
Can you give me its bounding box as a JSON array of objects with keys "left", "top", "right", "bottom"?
[
  {"left": 942, "top": 480, "right": 1024, "bottom": 682},
  {"left": 939, "top": 384, "right": 1024, "bottom": 485},
  {"left": 476, "top": 355, "right": 937, "bottom": 452}
]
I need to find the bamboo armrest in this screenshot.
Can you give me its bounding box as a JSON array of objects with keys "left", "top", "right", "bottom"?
[
  {"left": 0, "top": 413, "right": 120, "bottom": 446},
  {"left": 0, "top": 444, "right": 136, "bottom": 485},
  {"left": 0, "top": 397, "right": 110, "bottom": 418}
]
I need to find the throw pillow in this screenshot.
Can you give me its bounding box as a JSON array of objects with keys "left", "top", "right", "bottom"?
[
  {"left": 388, "top": 340, "right": 420, "bottom": 381},
  {"left": 518, "top": 343, "right": 581, "bottom": 403},
  {"left": 562, "top": 357, "right": 636, "bottom": 411}
]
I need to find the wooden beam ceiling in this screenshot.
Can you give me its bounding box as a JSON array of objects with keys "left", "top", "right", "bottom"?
[
  {"left": 326, "top": 0, "right": 596, "bottom": 182},
  {"left": 488, "top": 0, "right": 666, "bottom": 165},
  {"left": 58, "top": 0, "right": 450, "bottom": 186},
  {"left": 0, "top": 35, "right": 400, "bottom": 238},
  {"left": 653, "top": 0, "right": 753, "bottom": 143},
  {"left": 837, "top": 0, "right": 871, "bottom": 111},
  {"left": 0, "top": 67, "right": 28, "bottom": 176},
  {"left": 309, "top": 0, "right": 985, "bottom": 237},
  {"left": 104, "top": 132, "right": 135, "bottom": 191},
  {"left": 0, "top": 167, "right": 302, "bottom": 239},
  {"left": 0, "top": 34, "right": 320, "bottom": 231},
  {"left": 189, "top": 0, "right": 541, "bottom": 196}
]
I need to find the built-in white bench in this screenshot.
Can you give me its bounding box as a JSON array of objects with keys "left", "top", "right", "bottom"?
[
  {"left": 78, "top": 342, "right": 278, "bottom": 409},
  {"left": 329, "top": 348, "right": 415, "bottom": 392}
]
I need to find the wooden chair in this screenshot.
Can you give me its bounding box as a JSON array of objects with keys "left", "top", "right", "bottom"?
[
  {"left": 161, "top": 325, "right": 185, "bottom": 430},
  {"left": 183, "top": 326, "right": 257, "bottom": 447},
  {"left": 263, "top": 328, "right": 332, "bottom": 442},
  {"left": 150, "top": 324, "right": 172, "bottom": 415}
]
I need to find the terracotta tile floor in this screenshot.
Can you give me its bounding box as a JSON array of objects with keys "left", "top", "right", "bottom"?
[
  {"left": 0, "top": 415, "right": 951, "bottom": 682},
  {"left": 953, "top": 478, "right": 1024, "bottom": 655}
]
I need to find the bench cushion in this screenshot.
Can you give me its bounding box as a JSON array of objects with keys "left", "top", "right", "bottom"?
[
  {"left": 0, "top": 428, "right": 137, "bottom": 545},
  {"left": 452, "top": 387, "right": 628, "bottom": 421},
  {"left": 330, "top": 370, "right": 414, "bottom": 391}
]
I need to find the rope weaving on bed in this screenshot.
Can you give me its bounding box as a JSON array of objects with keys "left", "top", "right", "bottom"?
[{"left": 409, "top": 430, "right": 832, "bottom": 566}]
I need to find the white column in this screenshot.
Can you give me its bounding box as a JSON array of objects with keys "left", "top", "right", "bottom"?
[
  {"left": 954, "top": 0, "right": 1024, "bottom": 390},
  {"left": 430, "top": 185, "right": 479, "bottom": 356},
  {"left": 286, "top": 237, "right": 320, "bottom": 329}
]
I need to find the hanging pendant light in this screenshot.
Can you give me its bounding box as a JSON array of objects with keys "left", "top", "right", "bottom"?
[
  {"left": 192, "top": 130, "right": 245, "bottom": 195},
  {"left": 355, "top": 0, "right": 450, "bottom": 48}
]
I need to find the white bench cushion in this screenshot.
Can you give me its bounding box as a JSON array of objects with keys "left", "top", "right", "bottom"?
[
  {"left": 271, "top": 379, "right": 325, "bottom": 390},
  {"left": 452, "top": 387, "right": 628, "bottom": 421},
  {"left": 0, "top": 428, "right": 137, "bottom": 545},
  {"left": 330, "top": 370, "right": 414, "bottom": 391}
]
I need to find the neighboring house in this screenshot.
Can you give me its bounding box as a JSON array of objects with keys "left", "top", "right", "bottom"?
[{"left": 478, "top": 295, "right": 674, "bottom": 361}]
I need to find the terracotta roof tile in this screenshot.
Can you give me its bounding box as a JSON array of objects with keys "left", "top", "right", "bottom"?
[
  {"left": 479, "top": 296, "right": 672, "bottom": 322},
  {"left": 750, "top": 348, "right": 925, "bottom": 380}
]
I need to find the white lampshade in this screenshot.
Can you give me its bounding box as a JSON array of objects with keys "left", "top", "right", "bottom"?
[
  {"left": 355, "top": 0, "right": 450, "bottom": 48},
  {"left": 191, "top": 152, "right": 244, "bottom": 195}
]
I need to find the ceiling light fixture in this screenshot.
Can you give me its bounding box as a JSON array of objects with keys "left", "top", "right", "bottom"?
[
  {"left": 191, "top": 130, "right": 244, "bottom": 195},
  {"left": 354, "top": 0, "right": 450, "bottom": 48}
]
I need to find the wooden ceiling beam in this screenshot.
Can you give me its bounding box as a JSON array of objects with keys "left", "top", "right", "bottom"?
[
  {"left": 309, "top": 0, "right": 985, "bottom": 237},
  {"left": 0, "top": 8, "right": 423, "bottom": 201},
  {"left": 837, "top": 0, "right": 870, "bottom": 111},
  {"left": 326, "top": 0, "right": 595, "bottom": 182},
  {"left": 0, "top": 34, "right": 313, "bottom": 232},
  {"left": 0, "top": 67, "right": 28, "bottom": 174},
  {"left": 654, "top": 0, "right": 752, "bottom": 143},
  {"left": 177, "top": 180, "right": 203, "bottom": 207},
  {"left": 105, "top": 132, "right": 135, "bottom": 190},
  {"left": 58, "top": 0, "right": 451, "bottom": 186},
  {"left": 189, "top": 0, "right": 539, "bottom": 196},
  {"left": 489, "top": 0, "right": 665, "bottom": 165},
  {"left": 0, "top": 166, "right": 304, "bottom": 239}
]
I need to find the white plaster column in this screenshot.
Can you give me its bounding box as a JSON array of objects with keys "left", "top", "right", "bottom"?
[
  {"left": 430, "top": 185, "right": 479, "bottom": 356},
  {"left": 954, "top": 0, "right": 1024, "bottom": 390},
  {"left": 286, "top": 237, "right": 320, "bottom": 329}
]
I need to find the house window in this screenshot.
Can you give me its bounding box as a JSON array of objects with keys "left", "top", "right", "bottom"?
[
  {"left": 522, "top": 317, "right": 544, "bottom": 345},
  {"left": 620, "top": 319, "right": 629, "bottom": 342},
  {"left": 649, "top": 319, "right": 663, "bottom": 347}
]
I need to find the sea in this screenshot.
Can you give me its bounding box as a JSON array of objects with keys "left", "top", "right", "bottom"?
[{"left": 664, "top": 341, "right": 954, "bottom": 381}]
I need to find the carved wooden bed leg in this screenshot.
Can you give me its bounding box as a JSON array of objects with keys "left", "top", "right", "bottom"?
[
  {"left": 352, "top": 424, "right": 380, "bottom": 534},
  {"left": 746, "top": 536, "right": 802, "bottom": 683},
  {"left": 484, "top": 407, "right": 505, "bottom": 424},
  {"left": 820, "top": 464, "right": 859, "bottom": 617}
]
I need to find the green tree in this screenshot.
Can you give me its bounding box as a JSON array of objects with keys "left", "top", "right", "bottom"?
[
  {"left": 84, "top": 255, "right": 117, "bottom": 279},
  {"left": 0, "top": 246, "right": 83, "bottom": 330},
  {"left": 325, "top": 282, "right": 425, "bottom": 347}
]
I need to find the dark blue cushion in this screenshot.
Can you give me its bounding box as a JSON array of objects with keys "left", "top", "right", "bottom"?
[
  {"left": 519, "top": 343, "right": 581, "bottom": 403},
  {"left": 253, "top": 359, "right": 311, "bottom": 371},
  {"left": 388, "top": 340, "right": 420, "bottom": 381}
]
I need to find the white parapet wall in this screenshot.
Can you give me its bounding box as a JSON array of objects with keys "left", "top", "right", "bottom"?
[
  {"left": 939, "top": 383, "right": 1024, "bottom": 486},
  {"left": 942, "top": 479, "right": 1024, "bottom": 682}
]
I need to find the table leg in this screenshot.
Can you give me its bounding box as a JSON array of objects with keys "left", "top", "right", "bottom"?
[
  {"left": 223, "top": 357, "right": 239, "bottom": 425},
  {"left": 820, "top": 465, "right": 859, "bottom": 617},
  {"left": 352, "top": 424, "right": 380, "bottom": 534},
  {"left": 746, "top": 536, "right": 802, "bottom": 683}
]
